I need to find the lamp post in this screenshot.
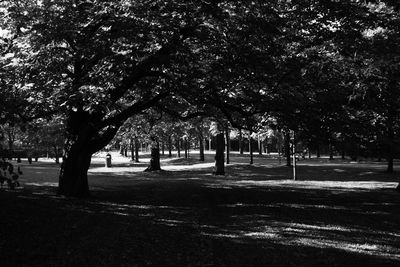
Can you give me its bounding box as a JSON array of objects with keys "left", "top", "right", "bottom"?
[{"left": 292, "top": 130, "right": 296, "bottom": 181}]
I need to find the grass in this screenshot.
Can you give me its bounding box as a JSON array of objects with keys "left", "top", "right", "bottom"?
[{"left": 1, "top": 151, "right": 400, "bottom": 266}]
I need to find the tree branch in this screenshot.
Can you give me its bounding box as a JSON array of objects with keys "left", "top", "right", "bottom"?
[
  {"left": 89, "top": 124, "right": 121, "bottom": 154},
  {"left": 109, "top": 25, "right": 197, "bottom": 102},
  {"left": 98, "top": 91, "right": 170, "bottom": 129},
  {"left": 156, "top": 105, "right": 208, "bottom": 121}
]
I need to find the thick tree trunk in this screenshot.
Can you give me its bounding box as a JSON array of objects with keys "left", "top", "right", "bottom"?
[
  {"left": 161, "top": 142, "right": 165, "bottom": 156},
  {"left": 197, "top": 123, "right": 205, "bottom": 162},
  {"left": 168, "top": 135, "right": 172, "bottom": 157},
  {"left": 249, "top": 134, "right": 254, "bottom": 165},
  {"left": 199, "top": 135, "right": 205, "bottom": 161},
  {"left": 258, "top": 134, "right": 262, "bottom": 155},
  {"left": 134, "top": 137, "right": 140, "bottom": 163},
  {"left": 58, "top": 138, "right": 92, "bottom": 197},
  {"left": 58, "top": 108, "right": 122, "bottom": 198},
  {"left": 184, "top": 138, "right": 188, "bottom": 159},
  {"left": 145, "top": 138, "right": 161, "bottom": 171},
  {"left": 225, "top": 128, "right": 230, "bottom": 164},
  {"left": 285, "top": 131, "right": 291, "bottom": 167},
  {"left": 214, "top": 132, "right": 225, "bottom": 175}
]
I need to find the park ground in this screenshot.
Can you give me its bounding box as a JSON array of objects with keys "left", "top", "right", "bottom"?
[{"left": 1, "top": 151, "right": 400, "bottom": 266}]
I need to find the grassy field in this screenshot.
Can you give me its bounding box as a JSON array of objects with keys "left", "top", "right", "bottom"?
[{"left": 1, "top": 151, "right": 400, "bottom": 266}]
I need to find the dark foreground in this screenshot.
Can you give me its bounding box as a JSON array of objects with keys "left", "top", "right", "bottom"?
[{"left": 1, "top": 154, "right": 400, "bottom": 266}]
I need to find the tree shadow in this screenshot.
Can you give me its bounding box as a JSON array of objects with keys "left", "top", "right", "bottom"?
[{"left": 3, "top": 159, "right": 400, "bottom": 266}]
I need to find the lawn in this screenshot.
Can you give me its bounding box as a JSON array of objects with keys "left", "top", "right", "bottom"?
[{"left": 1, "top": 151, "right": 400, "bottom": 266}]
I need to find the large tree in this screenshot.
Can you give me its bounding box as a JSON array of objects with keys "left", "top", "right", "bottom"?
[
  {"left": 354, "top": 1, "right": 400, "bottom": 183},
  {"left": 3, "top": 0, "right": 392, "bottom": 197},
  {"left": 6, "top": 0, "right": 275, "bottom": 196}
]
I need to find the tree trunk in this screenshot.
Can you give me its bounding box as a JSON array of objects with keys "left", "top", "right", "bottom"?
[
  {"left": 168, "top": 135, "right": 172, "bottom": 157},
  {"left": 130, "top": 138, "right": 135, "bottom": 161},
  {"left": 387, "top": 158, "right": 394, "bottom": 173},
  {"left": 145, "top": 137, "right": 161, "bottom": 171},
  {"left": 187, "top": 139, "right": 190, "bottom": 157},
  {"left": 264, "top": 139, "right": 268, "bottom": 154},
  {"left": 386, "top": 122, "right": 395, "bottom": 173},
  {"left": 184, "top": 138, "right": 188, "bottom": 159},
  {"left": 316, "top": 143, "right": 321, "bottom": 158},
  {"left": 239, "top": 129, "right": 244, "bottom": 154},
  {"left": 197, "top": 123, "right": 205, "bottom": 162},
  {"left": 58, "top": 108, "right": 123, "bottom": 198},
  {"left": 134, "top": 137, "right": 140, "bottom": 163},
  {"left": 7, "top": 129, "right": 15, "bottom": 160},
  {"left": 54, "top": 145, "right": 60, "bottom": 164},
  {"left": 278, "top": 130, "right": 282, "bottom": 164},
  {"left": 161, "top": 141, "right": 165, "bottom": 156},
  {"left": 177, "top": 139, "right": 181, "bottom": 157},
  {"left": 285, "top": 131, "right": 291, "bottom": 167},
  {"left": 199, "top": 135, "right": 205, "bottom": 161},
  {"left": 258, "top": 134, "right": 262, "bottom": 155},
  {"left": 329, "top": 139, "right": 334, "bottom": 160},
  {"left": 214, "top": 132, "right": 225, "bottom": 175},
  {"left": 249, "top": 134, "right": 254, "bottom": 165},
  {"left": 58, "top": 138, "right": 92, "bottom": 197},
  {"left": 124, "top": 147, "right": 128, "bottom": 157},
  {"left": 225, "top": 127, "right": 230, "bottom": 164}
]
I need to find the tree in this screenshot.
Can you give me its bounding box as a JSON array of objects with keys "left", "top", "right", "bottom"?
[
  {"left": 4, "top": 0, "right": 390, "bottom": 196},
  {"left": 357, "top": 9, "right": 400, "bottom": 174},
  {"left": 4, "top": 0, "right": 252, "bottom": 196}
]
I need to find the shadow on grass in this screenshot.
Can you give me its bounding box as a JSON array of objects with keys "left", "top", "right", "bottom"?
[
  {"left": 1, "top": 183, "right": 400, "bottom": 266},
  {"left": 2, "top": 159, "right": 400, "bottom": 266}
]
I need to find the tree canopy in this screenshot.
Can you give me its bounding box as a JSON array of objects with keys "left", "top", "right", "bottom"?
[{"left": 2, "top": 0, "right": 400, "bottom": 196}]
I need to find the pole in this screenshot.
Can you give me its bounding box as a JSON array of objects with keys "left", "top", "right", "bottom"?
[
  {"left": 292, "top": 130, "right": 296, "bottom": 181},
  {"left": 278, "top": 130, "right": 282, "bottom": 165}
]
